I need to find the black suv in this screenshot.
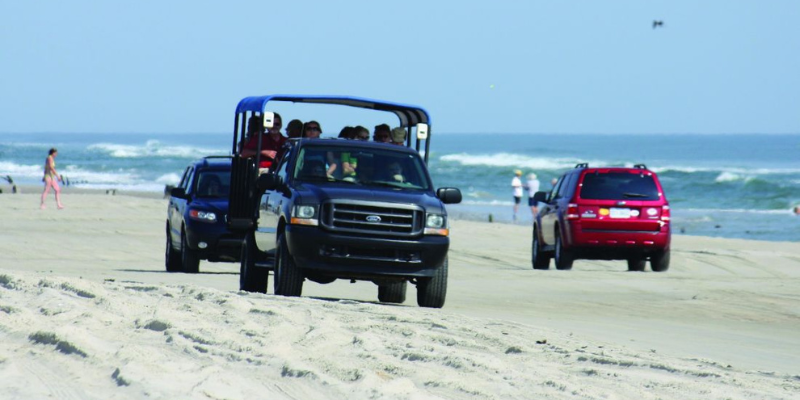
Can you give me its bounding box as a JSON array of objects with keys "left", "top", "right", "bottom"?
[
  {"left": 227, "top": 95, "right": 461, "bottom": 308},
  {"left": 165, "top": 156, "right": 243, "bottom": 273}
]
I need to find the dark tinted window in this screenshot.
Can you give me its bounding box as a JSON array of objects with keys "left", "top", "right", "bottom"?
[
  {"left": 196, "top": 170, "right": 231, "bottom": 198},
  {"left": 579, "top": 172, "right": 660, "bottom": 200},
  {"left": 557, "top": 173, "right": 575, "bottom": 198}
]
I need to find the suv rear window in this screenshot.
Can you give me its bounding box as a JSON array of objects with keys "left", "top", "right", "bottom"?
[{"left": 579, "top": 172, "right": 660, "bottom": 200}]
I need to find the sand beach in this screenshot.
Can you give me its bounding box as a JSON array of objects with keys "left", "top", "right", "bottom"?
[{"left": 1, "top": 189, "right": 799, "bottom": 399}]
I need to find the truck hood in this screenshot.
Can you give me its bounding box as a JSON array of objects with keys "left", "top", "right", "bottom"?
[{"left": 296, "top": 184, "right": 445, "bottom": 213}]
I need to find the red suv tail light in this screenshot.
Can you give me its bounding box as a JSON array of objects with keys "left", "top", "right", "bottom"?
[
  {"left": 566, "top": 203, "right": 580, "bottom": 220},
  {"left": 661, "top": 205, "right": 670, "bottom": 221}
]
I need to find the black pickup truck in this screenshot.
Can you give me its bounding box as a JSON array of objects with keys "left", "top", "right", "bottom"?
[{"left": 226, "top": 95, "right": 461, "bottom": 308}]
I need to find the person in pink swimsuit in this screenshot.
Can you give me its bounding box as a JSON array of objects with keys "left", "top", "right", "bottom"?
[{"left": 40, "top": 148, "right": 64, "bottom": 209}]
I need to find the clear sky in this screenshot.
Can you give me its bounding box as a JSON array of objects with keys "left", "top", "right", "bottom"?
[{"left": 1, "top": 0, "right": 798, "bottom": 134}]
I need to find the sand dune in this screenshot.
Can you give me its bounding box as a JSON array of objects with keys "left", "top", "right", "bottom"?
[{"left": 1, "top": 191, "right": 799, "bottom": 399}]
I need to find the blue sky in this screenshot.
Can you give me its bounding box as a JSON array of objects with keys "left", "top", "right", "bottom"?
[{"left": 1, "top": 0, "right": 798, "bottom": 134}]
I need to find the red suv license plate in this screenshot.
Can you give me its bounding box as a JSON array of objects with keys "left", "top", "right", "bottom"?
[{"left": 609, "top": 208, "right": 631, "bottom": 218}]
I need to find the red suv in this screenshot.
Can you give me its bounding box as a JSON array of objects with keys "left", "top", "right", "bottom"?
[{"left": 531, "top": 164, "right": 670, "bottom": 272}]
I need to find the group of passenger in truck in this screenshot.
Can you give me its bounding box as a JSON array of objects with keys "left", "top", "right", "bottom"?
[{"left": 240, "top": 112, "right": 409, "bottom": 171}]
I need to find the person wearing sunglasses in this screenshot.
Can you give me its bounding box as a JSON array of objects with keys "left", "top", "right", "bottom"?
[
  {"left": 303, "top": 121, "right": 322, "bottom": 138},
  {"left": 373, "top": 124, "right": 391, "bottom": 143},
  {"left": 354, "top": 126, "right": 370, "bottom": 141}
]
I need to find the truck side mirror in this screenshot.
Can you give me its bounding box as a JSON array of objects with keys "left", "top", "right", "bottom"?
[
  {"left": 533, "top": 191, "right": 549, "bottom": 203},
  {"left": 263, "top": 111, "right": 275, "bottom": 129},
  {"left": 436, "top": 187, "right": 462, "bottom": 204},
  {"left": 256, "top": 173, "right": 281, "bottom": 192},
  {"left": 416, "top": 123, "right": 429, "bottom": 140},
  {"left": 170, "top": 187, "right": 187, "bottom": 199}
]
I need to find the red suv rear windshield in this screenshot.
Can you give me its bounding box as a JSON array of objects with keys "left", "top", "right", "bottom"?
[{"left": 579, "top": 172, "right": 660, "bottom": 201}]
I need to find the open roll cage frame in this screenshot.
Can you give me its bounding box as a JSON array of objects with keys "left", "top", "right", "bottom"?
[{"left": 227, "top": 94, "right": 434, "bottom": 233}]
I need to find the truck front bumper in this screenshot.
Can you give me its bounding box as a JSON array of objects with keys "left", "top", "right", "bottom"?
[{"left": 285, "top": 225, "right": 449, "bottom": 279}]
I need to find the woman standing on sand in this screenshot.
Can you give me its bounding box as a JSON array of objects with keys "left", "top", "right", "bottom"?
[{"left": 40, "top": 148, "right": 64, "bottom": 209}]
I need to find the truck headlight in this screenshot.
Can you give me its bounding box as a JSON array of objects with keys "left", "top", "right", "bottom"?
[
  {"left": 189, "top": 209, "right": 217, "bottom": 223},
  {"left": 291, "top": 205, "right": 318, "bottom": 226},
  {"left": 424, "top": 214, "right": 448, "bottom": 236}
]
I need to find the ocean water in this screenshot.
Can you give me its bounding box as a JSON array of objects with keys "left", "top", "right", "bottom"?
[{"left": 1, "top": 132, "right": 799, "bottom": 242}]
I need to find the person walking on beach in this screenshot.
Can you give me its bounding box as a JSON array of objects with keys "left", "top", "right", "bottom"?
[
  {"left": 40, "top": 148, "right": 64, "bottom": 209},
  {"left": 526, "top": 172, "right": 540, "bottom": 217},
  {"left": 511, "top": 169, "right": 523, "bottom": 222}
]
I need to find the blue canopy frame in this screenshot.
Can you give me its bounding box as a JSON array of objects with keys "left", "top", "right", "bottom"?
[{"left": 232, "top": 94, "right": 433, "bottom": 162}]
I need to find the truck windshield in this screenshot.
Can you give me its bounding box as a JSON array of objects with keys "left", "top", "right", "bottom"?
[{"left": 293, "top": 145, "right": 431, "bottom": 190}]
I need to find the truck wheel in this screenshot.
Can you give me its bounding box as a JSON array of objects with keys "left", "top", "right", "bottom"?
[
  {"left": 240, "top": 233, "right": 268, "bottom": 293},
  {"left": 554, "top": 229, "right": 573, "bottom": 271},
  {"left": 650, "top": 250, "right": 670, "bottom": 272},
  {"left": 531, "top": 226, "right": 550, "bottom": 270},
  {"left": 378, "top": 282, "right": 407, "bottom": 304},
  {"left": 274, "top": 234, "right": 303, "bottom": 297},
  {"left": 627, "top": 258, "right": 646, "bottom": 272},
  {"left": 181, "top": 229, "right": 200, "bottom": 274},
  {"left": 165, "top": 224, "right": 181, "bottom": 272},
  {"left": 417, "top": 257, "right": 448, "bottom": 308}
]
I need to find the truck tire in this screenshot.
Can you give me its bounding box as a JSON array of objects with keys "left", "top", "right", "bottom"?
[
  {"left": 531, "top": 226, "right": 550, "bottom": 270},
  {"left": 627, "top": 258, "right": 646, "bottom": 272},
  {"left": 274, "top": 234, "right": 303, "bottom": 297},
  {"left": 651, "top": 250, "right": 670, "bottom": 272},
  {"left": 181, "top": 229, "right": 200, "bottom": 274},
  {"left": 165, "top": 224, "right": 181, "bottom": 272},
  {"left": 240, "top": 233, "right": 268, "bottom": 293},
  {"left": 554, "top": 228, "right": 573, "bottom": 271},
  {"left": 417, "top": 257, "right": 448, "bottom": 308},
  {"left": 378, "top": 282, "right": 407, "bottom": 304}
]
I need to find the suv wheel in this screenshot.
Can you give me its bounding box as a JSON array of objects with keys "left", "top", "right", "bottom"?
[
  {"left": 240, "top": 233, "right": 268, "bottom": 293},
  {"left": 651, "top": 250, "right": 670, "bottom": 272},
  {"left": 165, "top": 224, "right": 181, "bottom": 272},
  {"left": 554, "top": 228, "right": 574, "bottom": 271},
  {"left": 378, "top": 282, "right": 407, "bottom": 304},
  {"left": 627, "top": 258, "right": 646, "bottom": 272},
  {"left": 181, "top": 229, "right": 200, "bottom": 273},
  {"left": 274, "top": 233, "right": 304, "bottom": 297},
  {"left": 417, "top": 257, "right": 448, "bottom": 308},
  {"left": 531, "top": 226, "right": 550, "bottom": 270}
]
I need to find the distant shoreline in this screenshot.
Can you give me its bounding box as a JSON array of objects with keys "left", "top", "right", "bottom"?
[{"left": 6, "top": 184, "right": 166, "bottom": 200}]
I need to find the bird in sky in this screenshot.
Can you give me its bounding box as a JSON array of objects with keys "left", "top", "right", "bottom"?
[{"left": 653, "top": 20, "right": 664, "bottom": 29}]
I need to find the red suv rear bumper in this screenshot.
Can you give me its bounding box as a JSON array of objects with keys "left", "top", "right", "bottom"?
[{"left": 566, "top": 220, "right": 670, "bottom": 251}]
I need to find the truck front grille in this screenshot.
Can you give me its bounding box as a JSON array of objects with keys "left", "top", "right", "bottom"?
[{"left": 321, "top": 200, "right": 424, "bottom": 237}]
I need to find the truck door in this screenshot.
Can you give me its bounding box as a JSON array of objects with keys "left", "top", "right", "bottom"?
[{"left": 255, "top": 156, "right": 289, "bottom": 253}]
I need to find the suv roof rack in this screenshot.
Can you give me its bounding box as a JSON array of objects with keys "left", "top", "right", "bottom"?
[
  {"left": 574, "top": 163, "right": 588, "bottom": 169},
  {"left": 633, "top": 163, "right": 647, "bottom": 169}
]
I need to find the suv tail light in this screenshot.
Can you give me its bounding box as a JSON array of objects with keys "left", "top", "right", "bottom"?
[
  {"left": 566, "top": 203, "right": 580, "bottom": 220},
  {"left": 661, "top": 205, "right": 670, "bottom": 221}
]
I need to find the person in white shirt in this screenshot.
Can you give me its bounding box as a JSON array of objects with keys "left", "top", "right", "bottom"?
[
  {"left": 526, "top": 173, "right": 540, "bottom": 217},
  {"left": 511, "top": 170, "right": 523, "bottom": 222}
]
